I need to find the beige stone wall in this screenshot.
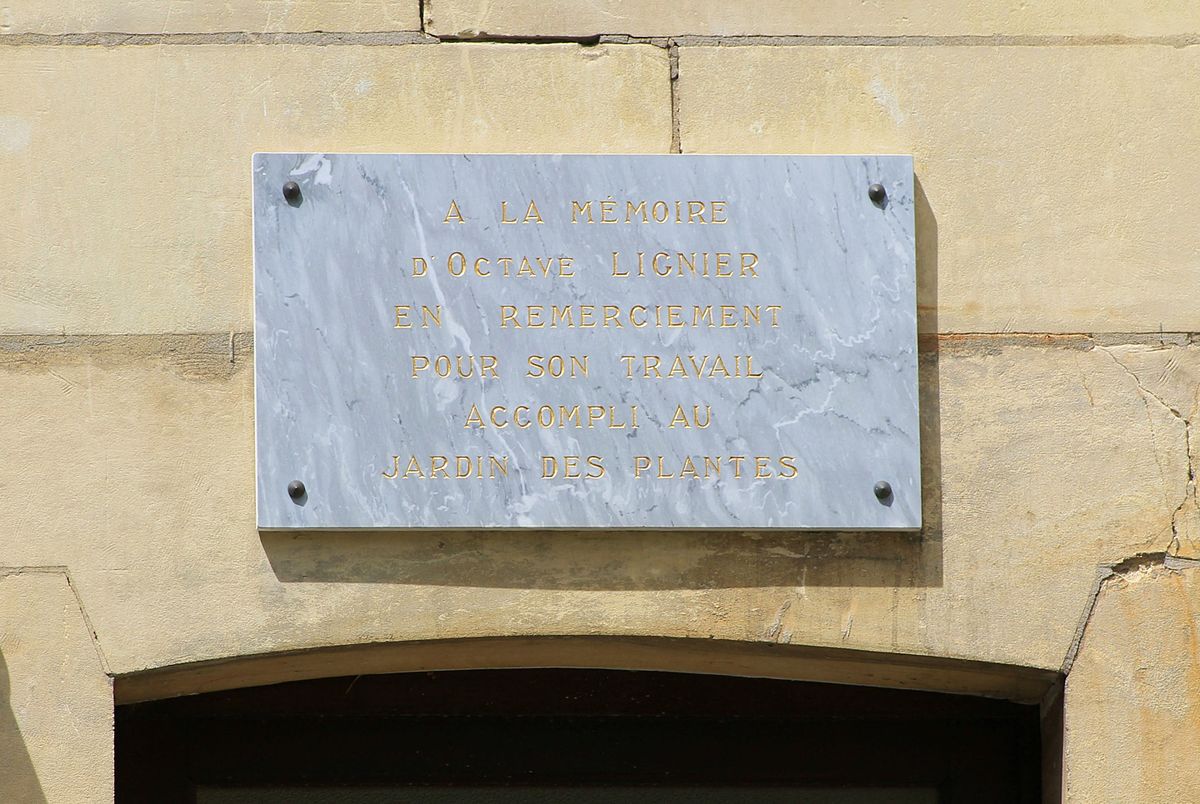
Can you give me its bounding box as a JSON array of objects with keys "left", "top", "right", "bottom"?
[
  {"left": 1065, "top": 558, "right": 1200, "bottom": 802},
  {"left": 426, "top": 1, "right": 1200, "bottom": 39},
  {"left": 3, "top": 2, "right": 1198, "bottom": 800},
  {"left": 0, "top": 571, "right": 113, "bottom": 802}
]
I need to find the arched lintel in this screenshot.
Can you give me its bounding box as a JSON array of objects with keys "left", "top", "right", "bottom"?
[{"left": 114, "top": 635, "right": 1059, "bottom": 706}]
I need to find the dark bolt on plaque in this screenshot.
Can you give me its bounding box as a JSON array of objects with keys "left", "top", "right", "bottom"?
[
  {"left": 873, "top": 481, "right": 892, "bottom": 502},
  {"left": 868, "top": 183, "right": 887, "bottom": 206},
  {"left": 287, "top": 480, "right": 306, "bottom": 501},
  {"left": 282, "top": 181, "right": 302, "bottom": 205}
]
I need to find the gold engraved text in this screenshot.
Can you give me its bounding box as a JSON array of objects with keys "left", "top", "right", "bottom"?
[
  {"left": 381, "top": 454, "right": 510, "bottom": 480},
  {"left": 498, "top": 304, "right": 781, "bottom": 329},
  {"left": 393, "top": 305, "right": 443, "bottom": 329}
]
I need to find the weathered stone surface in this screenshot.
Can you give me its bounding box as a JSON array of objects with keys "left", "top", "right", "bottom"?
[
  {"left": 0, "top": 571, "right": 113, "bottom": 803},
  {"left": 922, "top": 338, "right": 1185, "bottom": 665},
  {"left": 0, "top": 44, "right": 670, "bottom": 335},
  {"left": 1065, "top": 563, "right": 1200, "bottom": 802},
  {"left": 1098, "top": 341, "right": 1200, "bottom": 558},
  {"left": 426, "top": 0, "right": 1200, "bottom": 38},
  {"left": 0, "top": 337, "right": 1183, "bottom": 678},
  {"left": 678, "top": 46, "right": 1200, "bottom": 334},
  {"left": 2, "top": 1, "right": 420, "bottom": 34}
]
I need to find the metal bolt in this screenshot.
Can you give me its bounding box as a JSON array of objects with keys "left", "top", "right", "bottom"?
[
  {"left": 868, "top": 183, "right": 887, "bottom": 206},
  {"left": 873, "top": 481, "right": 892, "bottom": 501},
  {"left": 282, "top": 181, "right": 302, "bottom": 204},
  {"left": 287, "top": 480, "right": 306, "bottom": 500}
]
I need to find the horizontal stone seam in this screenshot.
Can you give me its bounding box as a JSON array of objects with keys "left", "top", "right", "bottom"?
[
  {"left": 0, "top": 333, "right": 254, "bottom": 359},
  {"left": 933, "top": 334, "right": 1200, "bottom": 352},
  {"left": 0, "top": 32, "right": 439, "bottom": 47},
  {"left": 938, "top": 332, "right": 1200, "bottom": 340},
  {"left": 0, "top": 565, "right": 114, "bottom": 677},
  {"left": 0, "top": 564, "right": 72, "bottom": 577},
  {"left": 595, "top": 34, "right": 1200, "bottom": 49},
  {"left": 1, "top": 32, "right": 1197, "bottom": 47}
]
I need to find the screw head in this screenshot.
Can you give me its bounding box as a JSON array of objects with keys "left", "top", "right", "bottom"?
[
  {"left": 868, "top": 183, "right": 887, "bottom": 206},
  {"left": 282, "top": 181, "right": 302, "bottom": 204},
  {"left": 873, "top": 481, "right": 893, "bottom": 501},
  {"left": 287, "top": 480, "right": 306, "bottom": 500}
]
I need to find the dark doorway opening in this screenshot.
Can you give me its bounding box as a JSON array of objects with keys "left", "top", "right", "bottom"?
[{"left": 117, "top": 668, "right": 1041, "bottom": 803}]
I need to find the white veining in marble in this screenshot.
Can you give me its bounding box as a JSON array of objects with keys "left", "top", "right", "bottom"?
[{"left": 254, "top": 154, "right": 919, "bottom": 529}]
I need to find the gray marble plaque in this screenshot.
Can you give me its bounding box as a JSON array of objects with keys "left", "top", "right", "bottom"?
[{"left": 254, "top": 154, "right": 919, "bottom": 530}]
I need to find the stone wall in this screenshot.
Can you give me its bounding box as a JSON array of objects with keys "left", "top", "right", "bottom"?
[{"left": 2, "top": 2, "right": 1198, "bottom": 800}]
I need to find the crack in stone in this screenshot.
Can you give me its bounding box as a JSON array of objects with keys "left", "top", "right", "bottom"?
[
  {"left": 1059, "top": 345, "right": 1200, "bottom": 675},
  {"left": 0, "top": 565, "right": 112, "bottom": 676},
  {"left": 1096, "top": 344, "right": 1196, "bottom": 556},
  {"left": 668, "top": 41, "right": 681, "bottom": 154},
  {"left": 1062, "top": 549, "right": 1200, "bottom": 676},
  {"left": 1060, "top": 552, "right": 1162, "bottom": 676}
]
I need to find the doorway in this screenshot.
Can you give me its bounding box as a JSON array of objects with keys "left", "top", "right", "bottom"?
[{"left": 117, "top": 668, "right": 1041, "bottom": 802}]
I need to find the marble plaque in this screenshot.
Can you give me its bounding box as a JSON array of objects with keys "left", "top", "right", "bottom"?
[{"left": 254, "top": 154, "right": 919, "bottom": 530}]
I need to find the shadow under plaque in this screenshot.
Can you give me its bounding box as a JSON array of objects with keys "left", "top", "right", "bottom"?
[{"left": 259, "top": 167, "right": 943, "bottom": 591}]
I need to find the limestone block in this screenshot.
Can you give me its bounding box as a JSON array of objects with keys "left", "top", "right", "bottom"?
[
  {"left": 0, "top": 336, "right": 1185, "bottom": 680},
  {"left": 0, "top": 571, "right": 112, "bottom": 803},
  {"left": 677, "top": 46, "right": 1200, "bottom": 334},
  {"left": 919, "top": 338, "right": 1185, "bottom": 665},
  {"left": 426, "top": 0, "right": 1200, "bottom": 38},
  {"left": 2, "top": 1, "right": 420, "bottom": 34},
  {"left": 1097, "top": 341, "right": 1200, "bottom": 557},
  {"left": 0, "top": 44, "right": 671, "bottom": 335},
  {"left": 1064, "top": 564, "right": 1200, "bottom": 802}
]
